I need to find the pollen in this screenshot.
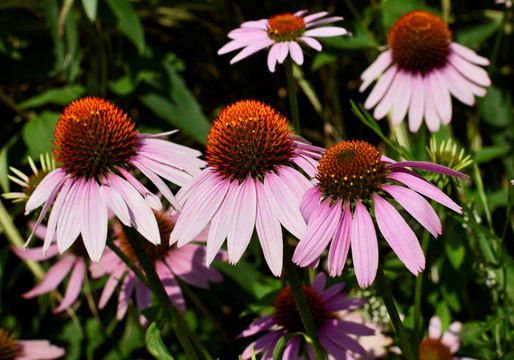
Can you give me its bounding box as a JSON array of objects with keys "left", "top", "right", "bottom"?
[
  {"left": 267, "top": 13, "right": 306, "bottom": 42},
  {"left": 273, "top": 285, "right": 334, "bottom": 333},
  {"left": 117, "top": 210, "right": 174, "bottom": 262},
  {"left": 53, "top": 97, "right": 139, "bottom": 181},
  {"left": 388, "top": 11, "right": 452, "bottom": 74},
  {"left": 419, "top": 337, "right": 453, "bottom": 360},
  {"left": 317, "top": 140, "right": 388, "bottom": 201},
  {"left": 206, "top": 100, "right": 294, "bottom": 182}
]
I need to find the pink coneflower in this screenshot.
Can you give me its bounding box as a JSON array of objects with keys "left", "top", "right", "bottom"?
[
  {"left": 169, "top": 100, "right": 325, "bottom": 276},
  {"left": 11, "top": 223, "right": 89, "bottom": 313},
  {"left": 218, "top": 10, "right": 349, "bottom": 72},
  {"left": 24, "top": 97, "right": 204, "bottom": 262},
  {"left": 360, "top": 10, "right": 491, "bottom": 133},
  {"left": 90, "top": 210, "right": 225, "bottom": 324},
  {"left": 238, "top": 272, "right": 373, "bottom": 359},
  {"left": 419, "top": 316, "right": 476, "bottom": 360},
  {"left": 496, "top": 0, "right": 512, "bottom": 7},
  {"left": 293, "top": 140, "right": 468, "bottom": 287},
  {"left": 0, "top": 327, "right": 65, "bottom": 359}
]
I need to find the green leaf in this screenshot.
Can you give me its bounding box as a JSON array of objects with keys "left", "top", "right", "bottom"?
[
  {"left": 81, "top": 0, "right": 98, "bottom": 22},
  {"left": 381, "top": 0, "right": 438, "bottom": 29},
  {"left": 19, "top": 86, "right": 85, "bottom": 109},
  {"left": 434, "top": 301, "right": 451, "bottom": 330},
  {"left": 444, "top": 235, "right": 466, "bottom": 270},
  {"left": 106, "top": 0, "right": 146, "bottom": 54},
  {"left": 22, "top": 111, "right": 59, "bottom": 159},
  {"left": 441, "top": 283, "right": 461, "bottom": 312},
  {"left": 145, "top": 322, "right": 174, "bottom": 360},
  {"left": 319, "top": 21, "right": 379, "bottom": 50},
  {"left": 455, "top": 21, "right": 501, "bottom": 48},
  {"left": 140, "top": 53, "right": 210, "bottom": 143},
  {"left": 474, "top": 145, "right": 511, "bottom": 163},
  {"left": 480, "top": 85, "right": 513, "bottom": 128},
  {"left": 273, "top": 333, "right": 301, "bottom": 359}
]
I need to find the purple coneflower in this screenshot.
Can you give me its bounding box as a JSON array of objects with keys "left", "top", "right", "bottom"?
[
  {"left": 169, "top": 100, "right": 324, "bottom": 276},
  {"left": 218, "top": 10, "right": 349, "bottom": 72},
  {"left": 419, "top": 316, "right": 476, "bottom": 360},
  {"left": 24, "top": 97, "right": 204, "bottom": 262},
  {"left": 12, "top": 222, "right": 89, "bottom": 313},
  {"left": 293, "top": 140, "right": 468, "bottom": 287},
  {"left": 0, "top": 327, "right": 65, "bottom": 359},
  {"left": 238, "top": 272, "right": 373, "bottom": 359},
  {"left": 90, "top": 210, "right": 225, "bottom": 324},
  {"left": 360, "top": 10, "right": 491, "bottom": 133}
]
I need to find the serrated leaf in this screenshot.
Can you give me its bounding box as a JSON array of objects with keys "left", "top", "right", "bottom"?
[
  {"left": 106, "top": 0, "right": 146, "bottom": 54},
  {"left": 22, "top": 111, "right": 58, "bottom": 159},
  {"left": 81, "top": 0, "right": 98, "bottom": 22},
  {"left": 19, "top": 86, "right": 85, "bottom": 109},
  {"left": 145, "top": 322, "right": 174, "bottom": 360}
]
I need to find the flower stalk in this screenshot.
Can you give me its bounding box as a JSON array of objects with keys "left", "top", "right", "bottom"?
[{"left": 284, "top": 58, "right": 301, "bottom": 135}]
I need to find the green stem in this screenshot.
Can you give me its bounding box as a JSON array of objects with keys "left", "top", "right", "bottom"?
[
  {"left": 489, "top": 3, "right": 511, "bottom": 74},
  {"left": 282, "top": 238, "right": 325, "bottom": 359},
  {"left": 413, "top": 230, "right": 431, "bottom": 347},
  {"left": 121, "top": 225, "right": 210, "bottom": 360},
  {"left": 375, "top": 263, "right": 417, "bottom": 360},
  {"left": 284, "top": 57, "right": 301, "bottom": 135}
]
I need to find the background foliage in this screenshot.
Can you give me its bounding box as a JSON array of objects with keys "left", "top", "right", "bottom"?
[{"left": 1, "top": 0, "right": 513, "bottom": 359}]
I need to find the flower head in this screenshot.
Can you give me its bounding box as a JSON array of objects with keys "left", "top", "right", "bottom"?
[
  {"left": 237, "top": 273, "right": 373, "bottom": 359},
  {"left": 419, "top": 316, "right": 476, "bottom": 360},
  {"left": 293, "top": 140, "right": 468, "bottom": 287},
  {"left": 12, "top": 222, "right": 90, "bottom": 313},
  {"left": 24, "top": 97, "right": 205, "bottom": 262},
  {"left": 360, "top": 10, "right": 491, "bottom": 133},
  {"left": 218, "top": 10, "right": 349, "bottom": 72},
  {"left": 169, "top": 100, "right": 324, "bottom": 276},
  {"left": 90, "top": 209, "right": 225, "bottom": 325},
  {"left": 2, "top": 153, "right": 55, "bottom": 203},
  {"left": 0, "top": 327, "right": 65, "bottom": 359}
]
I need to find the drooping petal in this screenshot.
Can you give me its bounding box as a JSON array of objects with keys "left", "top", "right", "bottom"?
[
  {"left": 227, "top": 177, "right": 257, "bottom": 265},
  {"left": 288, "top": 41, "right": 304, "bottom": 66},
  {"left": 303, "top": 27, "right": 349, "bottom": 37},
  {"left": 302, "top": 11, "right": 329, "bottom": 24},
  {"left": 292, "top": 199, "right": 341, "bottom": 267},
  {"left": 441, "top": 321, "right": 462, "bottom": 354},
  {"left": 22, "top": 255, "right": 75, "bottom": 298},
  {"left": 320, "top": 320, "right": 368, "bottom": 355},
  {"left": 298, "top": 36, "right": 322, "bottom": 51},
  {"left": 118, "top": 167, "right": 161, "bottom": 210},
  {"left": 350, "top": 200, "right": 378, "bottom": 288},
  {"left": 408, "top": 72, "right": 425, "bottom": 133},
  {"left": 100, "top": 181, "right": 131, "bottom": 226},
  {"left": 117, "top": 272, "right": 135, "bottom": 320},
  {"left": 255, "top": 180, "right": 283, "bottom": 276},
  {"left": 25, "top": 168, "right": 66, "bottom": 214},
  {"left": 328, "top": 201, "right": 352, "bottom": 277},
  {"left": 389, "top": 160, "right": 468, "bottom": 178},
  {"left": 54, "top": 257, "right": 86, "bottom": 313},
  {"left": 373, "top": 193, "right": 425, "bottom": 275},
  {"left": 16, "top": 340, "right": 65, "bottom": 359},
  {"left": 440, "top": 64, "right": 476, "bottom": 106},
  {"left": 11, "top": 244, "right": 59, "bottom": 261},
  {"left": 387, "top": 170, "right": 462, "bottom": 213},
  {"left": 230, "top": 39, "right": 276, "bottom": 64},
  {"left": 391, "top": 70, "right": 412, "bottom": 125},
  {"left": 300, "top": 186, "right": 322, "bottom": 223},
  {"left": 450, "top": 42, "right": 490, "bottom": 66},
  {"left": 267, "top": 43, "right": 281, "bottom": 72},
  {"left": 428, "top": 315, "right": 443, "bottom": 339},
  {"left": 423, "top": 72, "right": 442, "bottom": 132},
  {"left": 373, "top": 70, "right": 403, "bottom": 120},
  {"left": 235, "top": 315, "right": 275, "bottom": 339},
  {"left": 364, "top": 64, "right": 398, "bottom": 110},
  {"left": 56, "top": 179, "right": 83, "bottom": 254},
  {"left": 360, "top": 50, "right": 394, "bottom": 92},
  {"left": 98, "top": 265, "right": 127, "bottom": 309},
  {"left": 81, "top": 178, "right": 108, "bottom": 262},
  {"left": 156, "top": 261, "right": 186, "bottom": 314},
  {"left": 448, "top": 52, "right": 491, "bottom": 87},
  {"left": 429, "top": 70, "right": 452, "bottom": 125},
  {"left": 382, "top": 184, "right": 442, "bottom": 237}
]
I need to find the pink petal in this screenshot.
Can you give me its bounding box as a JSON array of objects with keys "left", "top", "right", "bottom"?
[
  {"left": 429, "top": 315, "right": 443, "bottom": 339},
  {"left": 429, "top": 70, "right": 452, "bottom": 125},
  {"left": 175, "top": 167, "right": 213, "bottom": 205},
  {"left": 118, "top": 167, "right": 161, "bottom": 210},
  {"left": 23, "top": 255, "right": 76, "bottom": 298},
  {"left": 306, "top": 16, "right": 344, "bottom": 28},
  {"left": 450, "top": 42, "right": 490, "bottom": 66},
  {"left": 16, "top": 340, "right": 65, "bottom": 359},
  {"left": 373, "top": 69, "right": 403, "bottom": 120},
  {"left": 173, "top": 174, "right": 229, "bottom": 247},
  {"left": 391, "top": 71, "right": 412, "bottom": 125},
  {"left": 240, "top": 19, "right": 269, "bottom": 30},
  {"left": 288, "top": 41, "right": 304, "bottom": 66},
  {"left": 319, "top": 321, "right": 367, "bottom": 355},
  {"left": 98, "top": 266, "right": 127, "bottom": 309},
  {"left": 227, "top": 177, "right": 257, "bottom": 264},
  {"left": 303, "top": 27, "right": 349, "bottom": 37},
  {"left": 236, "top": 315, "right": 275, "bottom": 339},
  {"left": 310, "top": 272, "right": 327, "bottom": 293},
  {"left": 382, "top": 184, "right": 442, "bottom": 237},
  {"left": 408, "top": 72, "right": 425, "bottom": 133},
  {"left": 448, "top": 52, "right": 491, "bottom": 87},
  {"left": 117, "top": 272, "right": 135, "bottom": 319},
  {"left": 360, "top": 50, "right": 393, "bottom": 92},
  {"left": 25, "top": 168, "right": 66, "bottom": 214},
  {"left": 275, "top": 42, "right": 289, "bottom": 63},
  {"left": 263, "top": 170, "right": 307, "bottom": 239},
  {"left": 292, "top": 199, "right": 341, "bottom": 267},
  {"left": 350, "top": 200, "right": 378, "bottom": 288},
  {"left": 448, "top": 63, "right": 487, "bottom": 97},
  {"left": 328, "top": 201, "right": 352, "bottom": 277},
  {"left": 267, "top": 43, "right": 281, "bottom": 72},
  {"left": 302, "top": 11, "right": 329, "bottom": 24},
  {"left": 440, "top": 64, "right": 476, "bottom": 106},
  {"left": 255, "top": 180, "right": 283, "bottom": 276},
  {"left": 442, "top": 321, "right": 462, "bottom": 353},
  {"left": 81, "top": 179, "right": 108, "bottom": 262},
  {"left": 54, "top": 257, "right": 85, "bottom": 313},
  {"left": 364, "top": 64, "right": 398, "bottom": 110},
  {"left": 11, "top": 244, "right": 59, "bottom": 261},
  {"left": 389, "top": 161, "right": 468, "bottom": 178},
  {"left": 423, "top": 72, "right": 442, "bottom": 132},
  {"left": 100, "top": 181, "right": 131, "bottom": 226},
  {"left": 373, "top": 193, "right": 425, "bottom": 275},
  {"left": 56, "top": 179, "right": 83, "bottom": 254},
  {"left": 282, "top": 336, "right": 301, "bottom": 360},
  {"left": 300, "top": 186, "right": 322, "bottom": 223},
  {"left": 298, "top": 36, "right": 322, "bottom": 51},
  {"left": 387, "top": 170, "right": 462, "bottom": 213},
  {"left": 230, "top": 39, "right": 276, "bottom": 64},
  {"left": 156, "top": 261, "right": 186, "bottom": 314}
]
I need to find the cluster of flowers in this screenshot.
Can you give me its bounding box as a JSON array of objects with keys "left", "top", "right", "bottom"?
[{"left": 3, "top": 5, "right": 495, "bottom": 359}]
